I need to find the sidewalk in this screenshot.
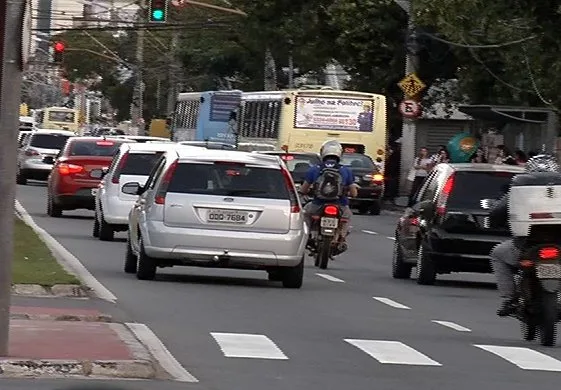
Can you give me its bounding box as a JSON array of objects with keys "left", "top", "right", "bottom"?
[{"left": 0, "top": 298, "right": 163, "bottom": 380}]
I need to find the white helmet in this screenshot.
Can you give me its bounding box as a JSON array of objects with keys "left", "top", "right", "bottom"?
[{"left": 320, "top": 140, "right": 343, "bottom": 161}]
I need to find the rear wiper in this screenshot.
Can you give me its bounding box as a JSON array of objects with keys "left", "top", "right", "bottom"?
[{"left": 225, "top": 190, "right": 269, "bottom": 196}]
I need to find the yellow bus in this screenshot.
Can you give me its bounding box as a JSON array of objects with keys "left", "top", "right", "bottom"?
[
  {"left": 238, "top": 88, "right": 387, "bottom": 162},
  {"left": 34, "top": 106, "right": 80, "bottom": 132}
]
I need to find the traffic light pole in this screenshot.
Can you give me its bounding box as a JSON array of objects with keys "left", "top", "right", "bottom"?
[{"left": 0, "top": 0, "right": 25, "bottom": 356}]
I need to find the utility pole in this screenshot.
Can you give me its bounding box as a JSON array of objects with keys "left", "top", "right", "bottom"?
[
  {"left": 132, "top": 28, "right": 145, "bottom": 135},
  {"left": 0, "top": 0, "right": 25, "bottom": 356},
  {"left": 166, "top": 32, "right": 180, "bottom": 117},
  {"left": 395, "top": 0, "right": 421, "bottom": 197}
]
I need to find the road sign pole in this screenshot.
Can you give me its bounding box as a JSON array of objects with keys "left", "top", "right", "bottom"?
[{"left": 0, "top": 0, "right": 25, "bottom": 356}]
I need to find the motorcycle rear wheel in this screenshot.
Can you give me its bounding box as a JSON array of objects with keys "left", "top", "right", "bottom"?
[
  {"left": 540, "top": 291, "right": 558, "bottom": 347},
  {"left": 317, "top": 239, "right": 331, "bottom": 270}
]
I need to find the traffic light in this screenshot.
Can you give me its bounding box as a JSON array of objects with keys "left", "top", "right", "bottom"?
[
  {"left": 53, "top": 41, "right": 65, "bottom": 63},
  {"left": 149, "top": 0, "right": 168, "bottom": 22}
]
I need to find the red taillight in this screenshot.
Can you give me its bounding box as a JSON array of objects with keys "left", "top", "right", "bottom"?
[
  {"left": 410, "top": 216, "right": 419, "bottom": 226},
  {"left": 324, "top": 205, "right": 338, "bottom": 216},
  {"left": 539, "top": 247, "right": 560, "bottom": 260},
  {"left": 280, "top": 167, "right": 300, "bottom": 212},
  {"left": 25, "top": 148, "right": 39, "bottom": 156},
  {"left": 96, "top": 140, "right": 115, "bottom": 146},
  {"left": 112, "top": 151, "right": 129, "bottom": 184},
  {"left": 437, "top": 174, "right": 455, "bottom": 215},
  {"left": 154, "top": 159, "right": 178, "bottom": 205},
  {"left": 58, "top": 163, "right": 84, "bottom": 175},
  {"left": 530, "top": 212, "right": 553, "bottom": 219},
  {"left": 280, "top": 154, "right": 294, "bottom": 161}
]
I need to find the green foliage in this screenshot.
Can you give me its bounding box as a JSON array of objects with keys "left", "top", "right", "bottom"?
[{"left": 413, "top": 0, "right": 561, "bottom": 110}]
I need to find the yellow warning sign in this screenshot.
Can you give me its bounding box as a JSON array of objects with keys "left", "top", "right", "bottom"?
[{"left": 398, "top": 73, "right": 426, "bottom": 98}]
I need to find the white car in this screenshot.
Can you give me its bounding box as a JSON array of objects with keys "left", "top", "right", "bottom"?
[{"left": 92, "top": 142, "right": 182, "bottom": 241}]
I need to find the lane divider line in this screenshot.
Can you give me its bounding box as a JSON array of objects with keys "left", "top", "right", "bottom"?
[
  {"left": 431, "top": 320, "right": 471, "bottom": 332},
  {"left": 126, "top": 323, "right": 199, "bottom": 382},
  {"left": 373, "top": 297, "right": 411, "bottom": 310},
  {"left": 361, "top": 230, "right": 378, "bottom": 235},
  {"left": 316, "top": 273, "right": 345, "bottom": 283}
]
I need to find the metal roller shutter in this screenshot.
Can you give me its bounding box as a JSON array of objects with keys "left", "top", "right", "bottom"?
[{"left": 425, "top": 121, "right": 468, "bottom": 154}]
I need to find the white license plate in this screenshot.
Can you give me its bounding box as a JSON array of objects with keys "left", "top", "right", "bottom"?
[
  {"left": 320, "top": 217, "right": 338, "bottom": 228},
  {"left": 536, "top": 263, "right": 561, "bottom": 279},
  {"left": 91, "top": 188, "right": 98, "bottom": 196},
  {"left": 207, "top": 209, "right": 248, "bottom": 224}
]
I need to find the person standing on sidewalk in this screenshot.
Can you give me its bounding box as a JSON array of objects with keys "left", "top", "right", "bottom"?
[{"left": 408, "top": 147, "right": 432, "bottom": 206}]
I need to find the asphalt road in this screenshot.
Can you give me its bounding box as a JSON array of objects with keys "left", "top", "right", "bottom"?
[{"left": 15, "top": 181, "right": 561, "bottom": 389}]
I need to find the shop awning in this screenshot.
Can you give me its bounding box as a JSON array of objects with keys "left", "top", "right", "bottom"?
[{"left": 458, "top": 105, "right": 550, "bottom": 124}]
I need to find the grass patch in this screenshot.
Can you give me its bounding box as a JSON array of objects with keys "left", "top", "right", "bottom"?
[{"left": 12, "top": 217, "right": 80, "bottom": 286}]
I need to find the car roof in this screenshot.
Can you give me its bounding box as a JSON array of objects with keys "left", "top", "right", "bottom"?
[
  {"left": 445, "top": 163, "right": 526, "bottom": 173},
  {"left": 115, "top": 135, "right": 170, "bottom": 140},
  {"left": 68, "top": 136, "right": 135, "bottom": 143},
  {"left": 175, "top": 148, "right": 282, "bottom": 168},
  {"left": 257, "top": 151, "right": 320, "bottom": 157},
  {"left": 122, "top": 142, "right": 183, "bottom": 153},
  {"left": 33, "top": 129, "right": 75, "bottom": 135}
]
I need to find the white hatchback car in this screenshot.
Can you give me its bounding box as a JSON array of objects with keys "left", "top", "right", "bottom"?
[
  {"left": 92, "top": 142, "right": 181, "bottom": 241},
  {"left": 122, "top": 147, "right": 307, "bottom": 288}
]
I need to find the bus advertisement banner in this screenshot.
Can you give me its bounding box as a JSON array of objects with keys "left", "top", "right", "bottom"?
[{"left": 294, "top": 96, "right": 374, "bottom": 132}]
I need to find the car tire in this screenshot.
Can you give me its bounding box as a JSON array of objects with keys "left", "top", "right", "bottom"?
[
  {"left": 47, "top": 194, "right": 62, "bottom": 218},
  {"left": 267, "top": 270, "right": 283, "bottom": 281},
  {"left": 98, "top": 211, "right": 115, "bottom": 241},
  {"left": 357, "top": 206, "right": 369, "bottom": 215},
  {"left": 282, "top": 256, "right": 304, "bottom": 289},
  {"left": 416, "top": 244, "right": 436, "bottom": 285},
  {"left": 136, "top": 237, "right": 157, "bottom": 280},
  {"left": 92, "top": 215, "right": 100, "bottom": 238},
  {"left": 370, "top": 201, "right": 381, "bottom": 216},
  {"left": 124, "top": 233, "right": 138, "bottom": 274},
  {"left": 16, "top": 169, "right": 27, "bottom": 185},
  {"left": 392, "top": 238, "right": 413, "bottom": 279}
]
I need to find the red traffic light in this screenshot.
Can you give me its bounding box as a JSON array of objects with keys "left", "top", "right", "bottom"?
[{"left": 53, "top": 42, "right": 65, "bottom": 52}]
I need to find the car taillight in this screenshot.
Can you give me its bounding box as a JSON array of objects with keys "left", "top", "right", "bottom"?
[
  {"left": 530, "top": 212, "right": 553, "bottom": 219},
  {"left": 154, "top": 159, "right": 178, "bottom": 205},
  {"left": 373, "top": 173, "right": 384, "bottom": 183},
  {"left": 539, "top": 247, "right": 560, "bottom": 260},
  {"left": 324, "top": 205, "right": 338, "bottom": 216},
  {"left": 111, "top": 151, "right": 129, "bottom": 184},
  {"left": 436, "top": 174, "right": 455, "bottom": 215},
  {"left": 25, "top": 148, "right": 39, "bottom": 156},
  {"left": 410, "top": 216, "right": 419, "bottom": 226},
  {"left": 58, "top": 163, "right": 84, "bottom": 175},
  {"left": 280, "top": 167, "right": 300, "bottom": 213}
]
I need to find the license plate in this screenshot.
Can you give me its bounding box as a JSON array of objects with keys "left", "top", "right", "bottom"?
[
  {"left": 536, "top": 263, "right": 561, "bottom": 279},
  {"left": 91, "top": 188, "right": 98, "bottom": 196},
  {"left": 320, "top": 217, "right": 338, "bottom": 228},
  {"left": 207, "top": 209, "right": 248, "bottom": 224}
]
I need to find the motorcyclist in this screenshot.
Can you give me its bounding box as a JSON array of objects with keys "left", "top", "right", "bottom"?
[
  {"left": 299, "top": 140, "right": 358, "bottom": 247},
  {"left": 489, "top": 154, "right": 561, "bottom": 316}
]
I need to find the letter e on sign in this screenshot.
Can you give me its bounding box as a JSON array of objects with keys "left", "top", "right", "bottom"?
[{"left": 399, "top": 99, "right": 421, "bottom": 119}]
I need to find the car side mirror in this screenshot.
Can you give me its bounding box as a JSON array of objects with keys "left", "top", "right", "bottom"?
[
  {"left": 43, "top": 156, "right": 54, "bottom": 165},
  {"left": 90, "top": 169, "right": 104, "bottom": 179},
  {"left": 122, "top": 182, "right": 141, "bottom": 195}
]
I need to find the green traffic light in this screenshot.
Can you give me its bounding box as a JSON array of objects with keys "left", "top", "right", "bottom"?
[{"left": 152, "top": 9, "right": 164, "bottom": 20}]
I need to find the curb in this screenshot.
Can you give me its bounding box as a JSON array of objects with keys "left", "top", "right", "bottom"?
[
  {"left": 11, "top": 284, "right": 89, "bottom": 298},
  {"left": 14, "top": 200, "right": 117, "bottom": 303},
  {"left": 9, "top": 313, "right": 113, "bottom": 322}
]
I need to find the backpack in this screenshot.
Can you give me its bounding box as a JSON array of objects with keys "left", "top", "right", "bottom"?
[{"left": 315, "top": 163, "right": 344, "bottom": 201}]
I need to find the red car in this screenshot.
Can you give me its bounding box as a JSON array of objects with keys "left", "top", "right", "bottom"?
[{"left": 47, "top": 137, "right": 135, "bottom": 217}]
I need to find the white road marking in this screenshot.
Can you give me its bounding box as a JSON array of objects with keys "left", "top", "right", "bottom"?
[
  {"left": 387, "top": 236, "right": 396, "bottom": 240},
  {"left": 345, "top": 339, "right": 441, "bottom": 366},
  {"left": 316, "top": 273, "right": 345, "bottom": 283},
  {"left": 432, "top": 320, "right": 471, "bottom": 332},
  {"left": 126, "top": 323, "right": 198, "bottom": 382},
  {"left": 373, "top": 297, "right": 411, "bottom": 309},
  {"left": 14, "top": 200, "right": 118, "bottom": 303},
  {"left": 211, "top": 332, "right": 288, "bottom": 360},
  {"left": 361, "top": 230, "right": 378, "bottom": 235},
  {"left": 475, "top": 345, "right": 561, "bottom": 372}
]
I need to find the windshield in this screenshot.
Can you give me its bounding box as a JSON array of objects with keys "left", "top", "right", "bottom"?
[
  {"left": 68, "top": 140, "right": 125, "bottom": 157},
  {"left": 30, "top": 134, "right": 71, "bottom": 149},
  {"left": 340, "top": 153, "right": 376, "bottom": 170},
  {"left": 121, "top": 152, "right": 165, "bottom": 175},
  {"left": 447, "top": 171, "right": 515, "bottom": 209},
  {"left": 272, "top": 154, "right": 320, "bottom": 182},
  {"left": 48, "top": 111, "right": 75, "bottom": 123},
  {"left": 167, "top": 162, "right": 290, "bottom": 199}
]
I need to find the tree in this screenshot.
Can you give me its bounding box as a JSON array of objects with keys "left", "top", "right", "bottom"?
[{"left": 413, "top": 0, "right": 561, "bottom": 111}]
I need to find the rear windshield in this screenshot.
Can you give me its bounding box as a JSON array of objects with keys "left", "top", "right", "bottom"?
[
  {"left": 340, "top": 153, "right": 376, "bottom": 170},
  {"left": 167, "top": 162, "right": 290, "bottom": 199},
  {"left": 121, "top": 152, "right": 165, "bottom": 175},
  {"left": 68, "top": 140, "right": 124, "bottom": 157},
  {"left": 273, "top": 154, "right": 320, "bottom": 182},
  {"left": 448, "top": 171, "right": 515, "bottom": 209},
  {"left": 30, "top": 134, "right": 71, "bottom": 149}
]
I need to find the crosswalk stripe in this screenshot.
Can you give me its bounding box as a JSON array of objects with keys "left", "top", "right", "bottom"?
[
  {"left": 211, "top": 332, "right": 289, "bottom": 360},
  {"left": 373, "top": 297, "right": 411, "bottom": 309},
  {"left": 475, "top": 345, "right": 561, "bottom": 371},
  {"left": 345, "top": 339, "right": 442, "bottom": 366},
  {"left": 316, "top": 273, "right": 345, "bottom": 283},
  {"left": 432, "top": 320, "right": 471, "bottom": 332}
]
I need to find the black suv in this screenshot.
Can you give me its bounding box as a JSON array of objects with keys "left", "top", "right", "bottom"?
[
  {"left": 256, "top": 151, "right": 321, "bottom": 185},
  {"left": 341, "top": 153, "right": 384, "bottom": 215},
  {"left": 392, "top": 163, "right": 525, "bottom": 285}
]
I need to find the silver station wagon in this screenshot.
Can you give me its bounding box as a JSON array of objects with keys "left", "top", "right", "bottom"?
[{"left": 122, "top": 146, "right": 307, "bottom": 288}]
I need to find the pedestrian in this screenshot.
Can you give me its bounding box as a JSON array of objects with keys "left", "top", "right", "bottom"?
[{"left": 408, "top": 146, "right": 432, "bottom": 206}]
